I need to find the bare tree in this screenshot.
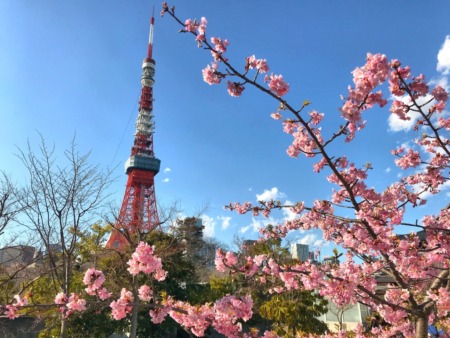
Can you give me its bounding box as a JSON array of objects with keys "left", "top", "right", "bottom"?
[
  {"left": 0, "top": 172, "right": 21, "bottom": 238},
  {"left": 16, "top": 136, "right": 113, "bottom": 338}
]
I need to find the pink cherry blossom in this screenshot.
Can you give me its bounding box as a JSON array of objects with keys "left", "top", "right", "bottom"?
[
  {"left": 395, "top": 149, "right": 421, "bottom": 169},
  {"left": 227, "top": 81, "right": 245, "bottom": 97},
  {"left": 83, "top": 268, "right": 106, "bottom": 296},
  {"left": 266, "top": 74, "right": 289, "bottom": 97},
  {"left": 184, "top": 19, "right": 196, "bottom": 33},
  {"left": 127, "top": 241, "right": 167, "bottom": 281},
  {"left": 202, "top": 64, "right": 222, "bottom": 85},
  {"left": 246, "top": 55, "right": 269, "bottom": 73},
  {"left": 390, "top": 100, "right": 410, "bottom": 120},
  {"left": 3, "top": 295, "right": 28, "bottom": 320},
  {"left": 138, "top": 285, "right": 153, "bottom": 302},
  {"left": 4, "top": 305, "right": 19, "bottom": 319},
  {"left": 97, "top": 287, "right": 112, "bottom": 300},
  {"left": 211, "top": 36, "right": 229, "bottom": 54},
  {"left": 149, "top": 304, "right": 171, "bottom": 324},
  {"left": 431, "top": 85, "right": 448, "bottom": 102},
  {"left": 110, "top": 288, "right": 133, "bottom": 320},
  {"left": 270, "top": 112, "right": 282, "bottom": 120},
  {"left": 66, "top": 293, "right": 86, "bottom": 312},
  {"left": 54, "top": 292, "right": 68, "bottom": 305}
]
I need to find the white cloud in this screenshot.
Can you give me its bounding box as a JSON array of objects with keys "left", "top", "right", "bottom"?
[
  {"left": 219, "top": 216, "right": 231, "bottom": 230},
  {"left": 240, "top": 225, "right": 252, "bottom": 233},
  {"left": 437, "top": 35, "right": 450, "bottom": 75},
  {"left": 297, "top": 234, "right": 327, "bottom": 248},
  {"left": 281, "top": 199, "right": 298, "bottom": 222},
  {"left": 240, "top": 217, "right": 275, "bottom": 234},
  {"left": 298, "top": 234, "right": 317, "bottom": 246},
  {"left": 163, "top": 167, "right": 171, "bottom": 174},
  {"left": 430, "top": 76, "right": 449, "bottom": 92},
  {"left": 388, "top": 36, "right": 450, "bottom": 133},
  {"left": 418, "top": 180, "right": 450, "bottom": 200},
  {"left": 256, "top": 187, "right": 285, "bottom": 201},
  {"left": 388, "top": 95, "right": 428, "bottom": 132},
  {"left": 248, "top": 187, "right": 253, "bottom": 191},
  {"left": 385, "top": 167, "right": 391, "bottom": 173},
  {"left": 162, "top": 178, "right": 170, "bottom": 183},
  {"left": 200, "top": 214, "right": 215, "bottom": 238}
]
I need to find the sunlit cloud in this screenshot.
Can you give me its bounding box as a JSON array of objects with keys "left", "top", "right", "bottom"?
[
  {"left": 281, "top": 199, "right": 297, "bottom": 222},
  {"left": 389, "top": 36, "right": 450, "bottom": 132},
  {"left": 219, "top": 216, "right": 231, "bottom": 230},
  {"left": 437, "top": 35, "right": 450, "bottom": 75},
  {"left": 201, "top": 214, "right": 215, "bottom": 238},
  {"left": 256, "top": 187, "right": 285, "bottom": 201},
  {"left": 418, "top": 180, "right": 450, "bottom": 200},
  {"left": 297, "top": 233, "right": 327, "bottom": 248},
  {"left": 387, "top": 96, "right": 427, "bottom": 132}
]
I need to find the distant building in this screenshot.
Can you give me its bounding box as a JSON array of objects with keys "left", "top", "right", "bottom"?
[
  {"left": 175, "top": 217, "right": 216, "bottom": 269},
  {"left": 242, "top": 239, "right": 257, "bottom": 248},
  {"left": 242, "top": 240, "right": 257, "bottom": 253},
  {"left": 45, "top": 243, "right": 62, "bottom": 256},
  {"left": 290, "top": 243, "right": 310, "bottom": 261},
  {"left": 290, "top": 243, "right": 319, "bottom": 262},
  {"left": 0, "top": 245, "right": 36, "bottom": 267}
]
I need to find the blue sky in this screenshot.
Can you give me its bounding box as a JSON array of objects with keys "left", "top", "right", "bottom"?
[{"left": 1, "top": 1, "right": 449, "bottom": 255}]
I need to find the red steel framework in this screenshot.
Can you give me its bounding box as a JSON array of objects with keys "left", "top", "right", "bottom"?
[{"left": 106, "top": 12, "right": 160, "bottom": 250}]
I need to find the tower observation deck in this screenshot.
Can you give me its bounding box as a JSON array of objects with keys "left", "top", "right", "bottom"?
[{"left": 106, "top": 12, "right": 161, "bottom": 250}]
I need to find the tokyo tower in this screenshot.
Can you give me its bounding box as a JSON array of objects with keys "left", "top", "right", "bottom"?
[{"left": 106, "top": 12, "right": 160, "bottom": 250}]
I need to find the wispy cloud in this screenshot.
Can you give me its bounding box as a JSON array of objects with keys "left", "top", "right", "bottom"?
[
  {"left": 437, "top": 35, "right": 450, "bottom": 75},
  {"left": 162, "top": 178, "right": 169, "bottom": 183},
  {"left": 240, "top": 217, "right": 275, "bottom": 234},
  {"left": 219, "top": 216, "right": 231, "bottom": 230},
  {"left": 163, "top": 167, "right": 171, "bottom": 174},
  {"left": 418, "top": 180, "right": 450, "bottom": 201},
  {"left": 239, "top": 190, "right": 303, "bottom": 234}
]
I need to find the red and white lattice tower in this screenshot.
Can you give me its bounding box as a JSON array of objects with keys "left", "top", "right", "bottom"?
[{"left": 106, "top": 12, "right": 160, "bottom": 250}]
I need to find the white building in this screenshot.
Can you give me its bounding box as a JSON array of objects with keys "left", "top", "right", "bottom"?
[{"left": 290, "top": 243, "right": 311, "bottom": 262}]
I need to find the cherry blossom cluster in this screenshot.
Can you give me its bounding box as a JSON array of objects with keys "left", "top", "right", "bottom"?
[
  {"left": 3, "top": 294, "right": 28, "bottom": 319},
  {"left": 127, "top": 241, "right": 167, "bottom": 281},
  {"left": 83, "top": 268, "right": 111, "bottom": 300},
  {"left": 339, "top": 53, "right": 389, "bottom": 141},
  {"left": 54, "top": 292, "right": 86, "bottom": 316},
  {"left": 149, "top": 295, "right": 255, "bottom": 337},
  {"left": 161, "top": 4, "right": 289, "bottom": 99},
  {"left": 110, "top": 288, "right": 134, "bottom": 320}
]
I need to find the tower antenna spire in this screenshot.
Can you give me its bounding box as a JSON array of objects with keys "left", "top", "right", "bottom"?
[{"left": 147, "top": 5, "right": 155, "bottom": 60}]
